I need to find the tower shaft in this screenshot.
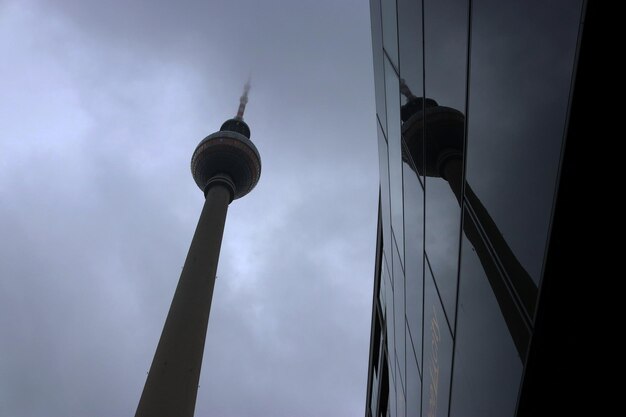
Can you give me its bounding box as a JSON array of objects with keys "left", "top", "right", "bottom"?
[{"left": 135, "top": 182, "right": 232, "bottom": 417}]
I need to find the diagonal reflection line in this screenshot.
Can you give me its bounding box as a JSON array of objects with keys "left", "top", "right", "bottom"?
[
  {"left": 462, "top": 190, "right": 533, "bottom": 360},
  {"left": 464, "top": 183, "right": 538, "bottom": 315}
]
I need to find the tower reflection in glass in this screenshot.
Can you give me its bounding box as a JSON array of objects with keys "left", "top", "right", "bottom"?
[{"left": 400, "top": 82, "right": 537, "bottom": 359}]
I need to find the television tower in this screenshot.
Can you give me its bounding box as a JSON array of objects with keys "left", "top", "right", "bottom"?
[{"left": 135, "top": 82, "right": 261, "bottom": 417}]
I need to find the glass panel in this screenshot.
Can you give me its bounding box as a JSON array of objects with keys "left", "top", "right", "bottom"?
[
  {"left": 385, "top": 257, "right": 396, "bottom": 386},
  {"left": 423, "top": 0, "right": 468, "bottom": 110},
  {"left": 421, "top": 265, "right": 453, "bottom": 417},
  {"left": 371, "top": 367, "right": 380, "bottom": 417},
  {"left": 449, "top": 235, "right": 524, "bottom": 417},
  {"left": 372, "top": 306, "right": 382, "bottom": 376},
  {"left": 379, "top": 356, "right": 391, "bottom": 417},
  {"left": 393, "top": 242, "right": 406, "bottom": 390},
  {"left": 406, "top": 324, "right": 422, "bottom": 417},
  {"left": 398, "top": 0, "right": 423, "bottom": 102},
  {"left": 424, "top": 179, "right": 461, "bottom": 330},
  {"left": 370, "top": 0, "right": 387, "bottom": 131},
  {"left": 379, "top": 252, "right": 390, "bottom": 320},
  {"left": 402, "top": 156, "right": 424, "bottom": 372},
  {"left": 385, "top": 58, "right": 404, "bottom": 265},
  {"left": 381, "top": 0, "right": 399, "bottom": 69},
  {"left": 388, "top": 373, "right": 397, "bottom": 417},
  {"left": 396, "top": 365, "right": 406, "bottom": 417},
  {"left": 378, "top": 122, "right": 392, "bottom": 255},
  {"left": 423, "top": 0, "right": 469, "bottom": 332},
  {"left": 398, "top": 0, "right": 426, "bottom": 180},
  {"left": 465, "top": 0, "right": 583, "bottom": 315}
]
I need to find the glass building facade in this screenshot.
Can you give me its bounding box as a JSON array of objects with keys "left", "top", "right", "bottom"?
[{"left": 365, "top": 1, "right": 588, "bottom": 416}]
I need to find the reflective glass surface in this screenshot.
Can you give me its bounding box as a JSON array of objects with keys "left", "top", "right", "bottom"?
[
  {"left": 405, "top": 326, "right": 422, "bottom": 417},
  {"left": 424, "top": 180, "right": 460, "bottom": 330},
  {"left": 389, "top": 358, "right": 396, "bottom": 416},
  {"left": 422, "top": 0, "right": 469, "bottom": 330},
  {"left": 398, "top": 0, "right": 424, "bottom": 189},
  {"left": 385, "top": 256, "right": 396, "bottom": 386},
  {"left": 421, "top": 264, "right": 453, "bottom": 417},
  {"left": 385, "top": 58, "right": 405, "bottom": 264},
  {"left": 370, "top": 0, "right": 387, "bottom": 132},
  {"left": 395, "top": 367, "right": 406, "bottom": 417},
  {"left": 378, "top": 122, "right": 392, "bottom": 254},
  {"left": 393, "top": 243, "right": 406, "bottom": 389},
  {"left": 381, "top": 0, "right": 399, "bottom": 68},
  {"left": 449, "top": 235, "right": 524, "bottom": 417},
  {"left": 423, "top": 0, "right": 468, "bottom": 110},
  {"left": 388, "top": 376, "right": 397, "bottom": 417},
  {"left": 380, "top": 356, "right": 390, "bottom": 417},
  {"left": 380, "top": 252, "right": 391, "bottom": 319},
  {"left": 398, "top": 0, "right": 423, "bottom": 103},
  {"left": 371, "top": 361, "right": 380, "bottom": 417},
  {"left": 464, "top": 0, "right": 583, "bottom": 293},
  {"left": 402, "top": 158, "right": 423, "bottom": 371},
  {"left": 368, "top": 2, "right": 584, "bottom": 417}
]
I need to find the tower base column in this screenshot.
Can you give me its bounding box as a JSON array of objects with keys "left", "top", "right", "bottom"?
[{"left": 135, "top": 181, "right": 232, "bottom": 417}]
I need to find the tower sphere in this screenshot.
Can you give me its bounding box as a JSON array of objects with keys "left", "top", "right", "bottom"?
[
  {"left": 191, "top": 122, "right": 261, "bottom": 200},
  {"left": 401, "top": 99, "right": 464, "bottom": 178}
]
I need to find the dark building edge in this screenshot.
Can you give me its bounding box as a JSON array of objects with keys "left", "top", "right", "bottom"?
[
  {"left": 364, "top": 195, "right": 383, "bottom": 417},
  {"left": 515, "top": 1, "right": 594, "bottom": 415}
]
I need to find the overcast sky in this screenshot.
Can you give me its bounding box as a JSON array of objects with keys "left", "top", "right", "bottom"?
[{"left": 0, "top": 1, "right": 378, "bottom": 416}]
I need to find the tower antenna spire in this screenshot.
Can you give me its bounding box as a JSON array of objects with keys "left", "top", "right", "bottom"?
[
  {"left": 235, "top": 78, "right": 251, "bottom": 120},
  {"left": 400, "top": 78, "right": 416, "bottom": 100}
]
